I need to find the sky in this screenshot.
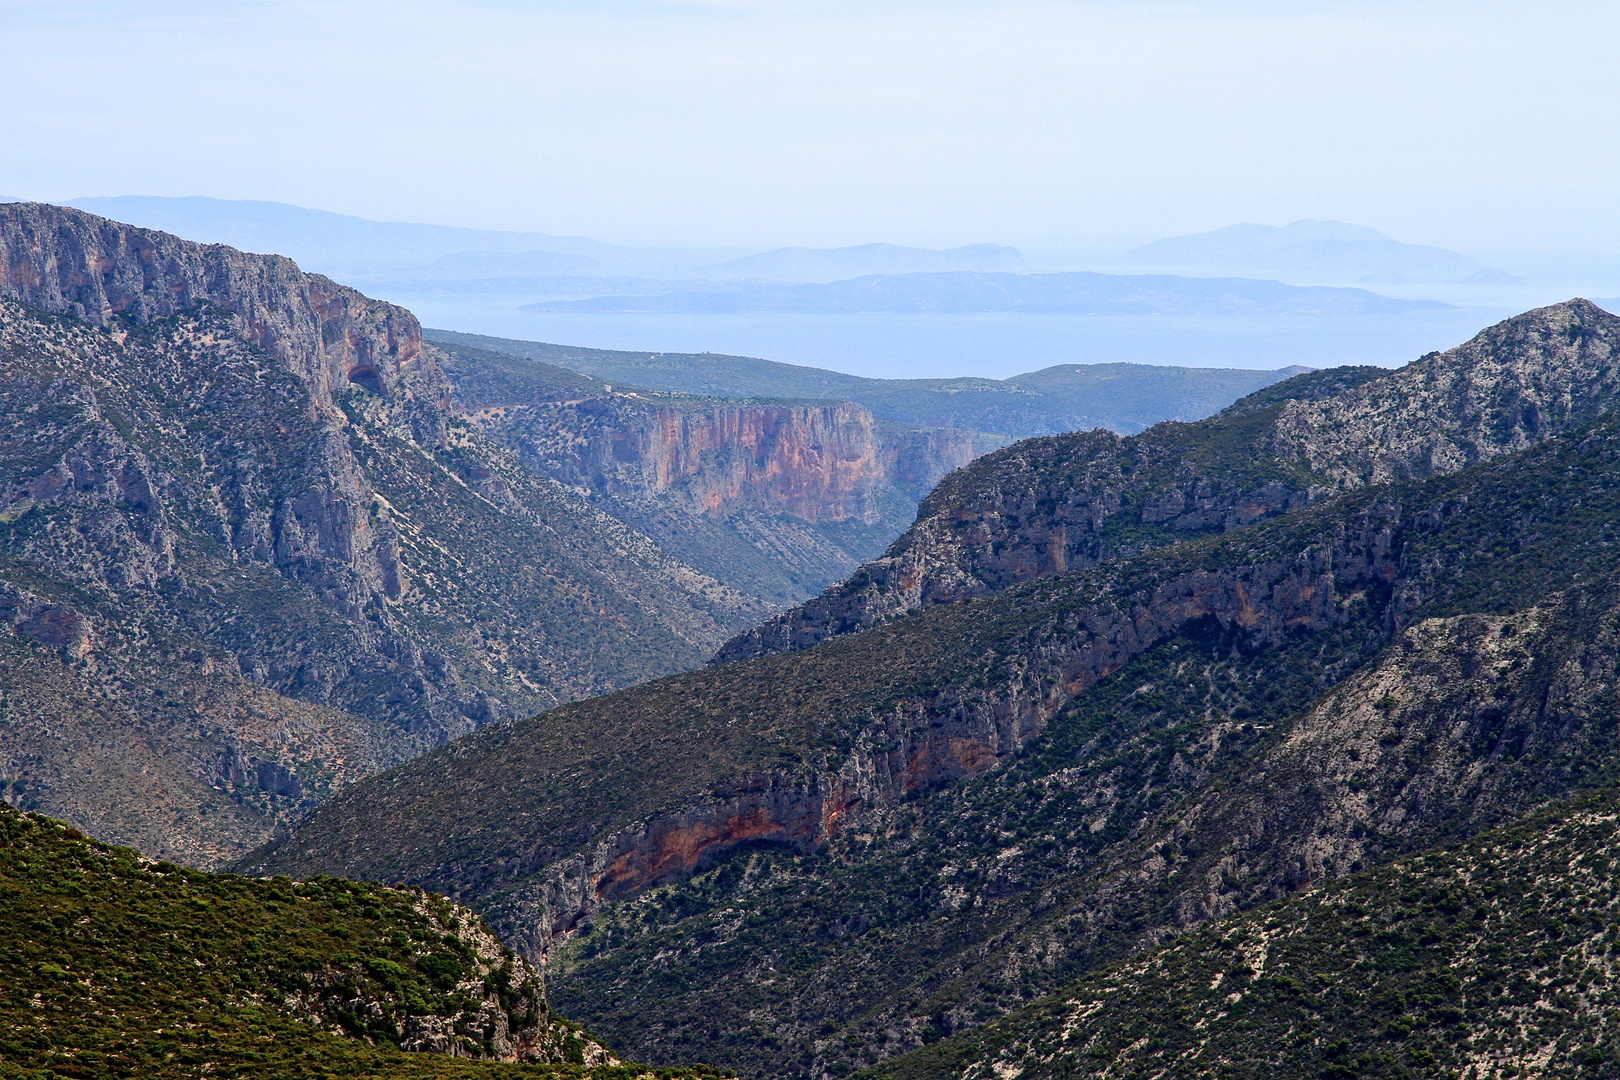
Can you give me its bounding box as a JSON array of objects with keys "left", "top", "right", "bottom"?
[{"left": 2, "top": 0, "right": 1617, "bottom": 253}]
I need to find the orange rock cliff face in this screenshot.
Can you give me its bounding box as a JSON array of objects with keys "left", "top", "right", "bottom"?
[{"left": 468, "top": 394, "right": 983, "bottom": 525}]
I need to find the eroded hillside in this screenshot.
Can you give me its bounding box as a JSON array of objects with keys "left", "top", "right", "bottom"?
[{"left": 0, "top": 204, "right": 767, "bottom": 864}]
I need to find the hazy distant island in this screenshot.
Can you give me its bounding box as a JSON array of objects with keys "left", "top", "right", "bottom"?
[
  {"left": 1112, "top": 218, "right": 1522, "bottom": 285},
  {"left": 519, "top": 269, "right": 1448, "bottom": 316}
]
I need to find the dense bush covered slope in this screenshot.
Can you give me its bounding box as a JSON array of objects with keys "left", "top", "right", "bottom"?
[
  {"left": 867, "top": 784, "right": 1620, "bottom": 1079},
  {"left": 0, "top": 803, "right": 731, "bottom": 1079},
  {"left": 248, "top": 301, "right": 1620, "bottom": 1076}
]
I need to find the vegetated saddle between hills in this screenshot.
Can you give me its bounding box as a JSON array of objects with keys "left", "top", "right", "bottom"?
[{"left": 243, "top": 301, "right": 1620, "bottom": 1077}]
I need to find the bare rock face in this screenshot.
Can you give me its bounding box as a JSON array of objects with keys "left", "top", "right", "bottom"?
[
  {"left": 472, "top": 397, "right": 894, "bottom": 523},
  {"left": 470, "top": 396, "right": 981, "bottom": 522},
  {"left": 717, "top": 299, "right": 1620, "bottom": 664},
  {"left": 460, "top": 381, "right": 986, "bottom": 608},
  {"left": 0, "top": 201, "right": 449, "bottom": 440},
  {"left": 0, "top": 203, "right": 440, "bottom": 613}
]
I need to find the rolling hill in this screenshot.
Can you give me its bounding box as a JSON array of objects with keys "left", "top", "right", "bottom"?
[{"left": 425, "top": 329, "right": 1307, "bottom": 440}]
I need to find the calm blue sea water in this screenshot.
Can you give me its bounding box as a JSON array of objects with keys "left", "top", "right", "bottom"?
[{"left": 378, "top": 291, "right": 1519, "bottom": 381}]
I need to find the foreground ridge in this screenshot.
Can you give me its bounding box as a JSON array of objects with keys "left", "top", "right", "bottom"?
[{"left": 0, "top": 803, "right": 729, "bottom": 1079}]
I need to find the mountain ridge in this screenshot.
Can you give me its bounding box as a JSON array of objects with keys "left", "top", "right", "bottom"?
[
  {"left": 518, "top": 270, "right": 1446, "bottom": 317},
  {"left": 716, "top": 298, "right": 1619, "bottom": 665},
  {"left": 424, "top": 328, "right": 1307, "bottom": 440},
  {"left": 699, "top": 243, "right": 1025, "bottom": 280},
  {"left": 1115, "top": 219, "right": 1491, "bottom": 284}
]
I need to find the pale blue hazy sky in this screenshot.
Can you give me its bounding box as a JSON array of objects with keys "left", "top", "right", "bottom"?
[{"left": 3, "top": 0, "right": 1616, "bottom": 252}]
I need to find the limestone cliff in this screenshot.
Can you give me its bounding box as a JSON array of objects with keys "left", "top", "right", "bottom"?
[
  {"left": 716, "top": 299, "right": 1620, "bottom": 663},
  {"left": 439, "top": 338, "right": 988, "bottom": 607},
  {"left": 0, "top": 200, "right": 450, "bottom": 443},
  {"left": 465, "top": 394, "right": 980, "bottom": 521}
]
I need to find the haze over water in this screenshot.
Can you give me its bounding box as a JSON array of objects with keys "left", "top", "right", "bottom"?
[{"left": 385, "top": 297, "right": 1515, "bottom": 379}]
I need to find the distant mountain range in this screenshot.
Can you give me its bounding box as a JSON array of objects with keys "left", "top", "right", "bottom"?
[
  {"left": 54, "top": 195, "right": 628, "bottom": 274},
  {"left": 520, "top": 270, "right": 1446, "bottom": 316},
  {"left": 1115, "top": 218, "right": 1518, "bottom": 285},
  {"left": 700, "top": 242, "right": 1024, "bottom": 279},
  {"left": 6, "top": 198, "right": 1539, "bottom": 307}
]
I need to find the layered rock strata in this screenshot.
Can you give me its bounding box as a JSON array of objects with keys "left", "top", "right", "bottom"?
[{"left": 455, "top": 365, "right": 987, "bottom": 606}]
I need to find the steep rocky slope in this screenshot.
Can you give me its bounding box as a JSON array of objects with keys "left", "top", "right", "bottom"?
[
  {"left": 717, "top": 299, "right": 1620, "bottom": 663},
  {"left": 0, "top": 204, "right": 766, "bottom": 864},
  {"left": 868, "top": 783, "right": 1620, "bottom": 1080},
  {"left": 247, "top": 350, "right": 1620, "bottom": 1076},
  {"left": 0, "top": 804, "right": 730, "bottom": 1078},
  {"left": 435, "top": 339, "right": 982, "bottom": 608}
]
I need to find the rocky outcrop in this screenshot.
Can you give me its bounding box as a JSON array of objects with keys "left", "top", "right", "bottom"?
[
  {"left": 716, "top": 300, "right": 1620, "bottom": 664},
  {"left": 0, "top": 202, "right": 449, "bottom": 442},
  {"left": 464, "top": 393, "right": 983, "bottom": 524}
]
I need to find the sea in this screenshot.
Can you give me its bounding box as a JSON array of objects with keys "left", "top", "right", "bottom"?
[{"left": 374, "top": 292, "right": 1523, "bottom": 380}]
